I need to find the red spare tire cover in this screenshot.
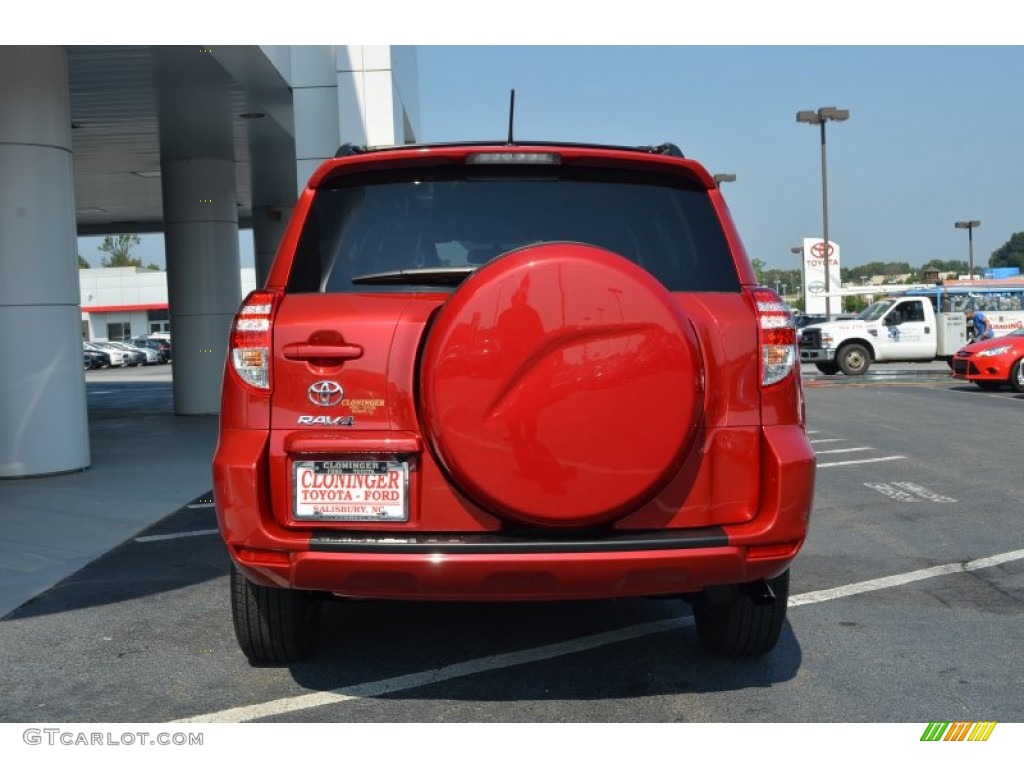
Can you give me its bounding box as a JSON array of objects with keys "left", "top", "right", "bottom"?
[{"left": 419, "top": 243, "right": 704, "bottom": 527}]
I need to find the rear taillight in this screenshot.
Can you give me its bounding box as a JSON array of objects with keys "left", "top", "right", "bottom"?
[
  {"left": 749, "top": 287, "right": 797, "bottom": 386},
  {"left": 229, "top": 289, "right": 281, "bottom": 390}
]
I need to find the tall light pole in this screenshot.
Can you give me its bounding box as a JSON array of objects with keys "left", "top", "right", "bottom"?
[
  {"left": 954, "top": 220, "right": 981, "bottom": 280},
  {"left": 791, "top": 246, "right": 805, "bottom": 310},
  {"left": 797, "top": 106, "right": 849, "bottom": 318},
  {"left": 713, "top": 173, "right": 737, "bottom": 188}
]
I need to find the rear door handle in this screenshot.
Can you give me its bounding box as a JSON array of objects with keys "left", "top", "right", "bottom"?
[{"left": 283, "top": 343, "right": 364, "bottom": 362}]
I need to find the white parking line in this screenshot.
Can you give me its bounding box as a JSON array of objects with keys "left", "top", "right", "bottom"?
[
  {"left": 790, "top": 548, "right": 1024, "bottom": 606},
  {"left": 817, "top": 456, "right": 906, "bottom": 468},
  {"left": 809, "top": 438, "right": 846, "bottom": 444},
  {"left": 134, "top": 529, "right": 219, "bottom": 543},
  {"left": 174, "top": 617, "right": 688, "bottom": 723},
  {"left": 813, "top": 447, "right": 872, "bottom": 455},
  {"left": 186, "top": 502, "right": 216, "bottom": 509},
  {"left": 173, "top": 547, "right": 1024, "bottom": 724}
]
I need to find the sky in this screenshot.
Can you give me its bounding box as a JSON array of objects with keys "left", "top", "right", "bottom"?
[
  {"left": 414, "top": 46, "right": 1024, "bottom": 272},
  {"left": 70, "top": 26, "right": 1024, "bottom": 273}
]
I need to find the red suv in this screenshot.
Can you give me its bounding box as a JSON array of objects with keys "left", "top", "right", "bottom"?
[{"left": 214, "top": 141, "right": 815, "bottom": 665}]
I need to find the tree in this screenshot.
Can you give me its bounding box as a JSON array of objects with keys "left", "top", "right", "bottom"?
[
  {"left": 990, "top": 232, "right": 1024, "bottom": 272},
  {"left": 145, "top": 263, "right": 161, "bottom": 271},
  {"left": 844, "top": 294, "right": 869, "bottom": 313},
  {"left": 78, "top": 254, "right": 90, "bottom": 269},
  {"left": 761, "top": 267, "right": 801, "bottom": 297},
  {"left": 921, "top": 259, "right": 969, "bottom": 274},
  {"left": 99, "top": 234, "right": 143, "bottom": 268},
  {"left": 750, "top": 258, "right": 767, "bottom": 283}
]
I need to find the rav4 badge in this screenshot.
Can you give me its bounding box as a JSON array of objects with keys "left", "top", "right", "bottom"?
[{"left": 297, "top": 415, "right": 355, "bottom": 426}]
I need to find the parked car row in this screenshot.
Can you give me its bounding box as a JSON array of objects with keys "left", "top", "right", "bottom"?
[
  {"left": 83, "top": 337, "right": 171, "bottom": 368},
  {"left": 131, "top": 336, "right": 172, "bottom": 362}
]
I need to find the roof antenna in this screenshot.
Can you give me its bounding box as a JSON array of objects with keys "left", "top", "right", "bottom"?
[{"left": 507, "top": 89, "right": 516, "bottom": 145}]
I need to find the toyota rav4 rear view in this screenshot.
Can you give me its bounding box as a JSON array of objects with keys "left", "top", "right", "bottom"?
[{"left": 213, "top": 141, "right": 816, "bottom": 665}]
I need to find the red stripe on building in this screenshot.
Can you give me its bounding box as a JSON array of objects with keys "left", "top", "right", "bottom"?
[{"left": 82, "top": 304, "right": 169, "bottom": 314}]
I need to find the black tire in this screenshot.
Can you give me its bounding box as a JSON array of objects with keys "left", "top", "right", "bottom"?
[
  {"left": 1011, "top": 359, "right": 1024, "bottom": 393},
  {"left": 975, "top": 380, "right": 1003, "bottom": 391},
  {"left": 230, "top": 563, "right": 322, "bottom": 665},
  {"left": 693, "top": 570, "right": 789, "bottom": 657},
  {"left": 837, "top": 343, "right": 871, "bottom": 376},
  {"left": 814, "top": 362, "right": 840, "bottom": 375}
]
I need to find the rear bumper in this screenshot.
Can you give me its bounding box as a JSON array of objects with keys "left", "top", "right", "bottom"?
[{"left": 214, "top": 424, "right": 814, "bottom": 600}]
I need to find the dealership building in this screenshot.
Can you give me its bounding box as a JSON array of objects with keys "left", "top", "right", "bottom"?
[
  {"left": 0, "top": 45, "right": 419, "bottom": 477},
  {"left": 79, "top": 267, "right": 257, "bottom": 342}
]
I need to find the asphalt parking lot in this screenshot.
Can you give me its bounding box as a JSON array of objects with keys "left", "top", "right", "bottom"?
[{"left": 1, "top": 363, "right": 1022, "bottom": 723}]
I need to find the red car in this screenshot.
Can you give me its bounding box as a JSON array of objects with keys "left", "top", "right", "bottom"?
[
  {"left": 951, "top": 329, "right": 1024, "bottom": 391},
  {"left": 214, "top": 141, "right": 816, "bottom": 664}
]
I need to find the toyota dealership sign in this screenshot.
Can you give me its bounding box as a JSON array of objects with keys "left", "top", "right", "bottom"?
[{"left": 800, "top": 238, "right": 841, "bottom": 314}]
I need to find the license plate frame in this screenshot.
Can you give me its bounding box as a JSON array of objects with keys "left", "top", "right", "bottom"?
[{"left": 292, "top": 459, "right": 409, "bottom": 522}]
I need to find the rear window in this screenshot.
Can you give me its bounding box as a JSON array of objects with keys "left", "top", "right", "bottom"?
[{"left": 287, "top": 164, "right": 740, "bottom": 294}]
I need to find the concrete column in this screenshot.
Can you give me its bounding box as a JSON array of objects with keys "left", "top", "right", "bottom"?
[
  {"left": 160, "top": 158, "right": 242, "bottom": 415},
  {"left": 249, "top": 116, "right": 297, "bottom": 287},
  {"left": 252, "top": 205, "right": 292, "bottom": 286},
  {"left": 157, "top": 48, "right": 242, "bottom": 416},
  {"left": 0, "top": 46, "right": 90, "bottom": 476}
]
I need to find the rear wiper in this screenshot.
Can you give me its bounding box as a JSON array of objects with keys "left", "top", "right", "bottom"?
[{"left": 350, "top": 266, "right": 477, "bottom": 286}]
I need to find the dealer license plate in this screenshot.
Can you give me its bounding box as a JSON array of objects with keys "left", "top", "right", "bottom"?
[{"left": 293, "top": 460, "right": 408, "bottom": 522}]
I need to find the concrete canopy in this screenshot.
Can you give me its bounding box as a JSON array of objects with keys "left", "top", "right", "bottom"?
[
  {"left": 69, "top": 45, "right": 297, "bottom": 236},
  {"left": 1, "top": 44, "right": 418, "bottom": 475}
]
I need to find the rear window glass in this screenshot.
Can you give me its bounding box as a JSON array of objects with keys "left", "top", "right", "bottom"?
[{"left": 287, "top": 164, "right": 740, "bottom": 293}]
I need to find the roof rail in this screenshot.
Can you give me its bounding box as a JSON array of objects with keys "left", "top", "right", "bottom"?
[
  {"left": 645, "top": 143, "right": 685, "bottom": 158},
  {"left": 331, "top": 140, "right": 686, "bottom": 158},
  {"left": 334, "top": 143, "right": 366, "bottom": 158}
]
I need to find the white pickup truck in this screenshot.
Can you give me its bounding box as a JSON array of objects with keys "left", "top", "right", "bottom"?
[{"left": 799, "top": 296, "right": 968, "bottom": 375}]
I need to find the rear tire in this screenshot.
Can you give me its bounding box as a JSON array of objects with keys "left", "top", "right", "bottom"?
[
  {"left": 837, "top": 343, "right": 871, "bottom": 376},
  {"left": 230, "top": 563, "right": 322, "bottom": 666},
  {"left": 1011, "top": 359, "right": 1024, "bottom": 393},
  {"left": 814, "top": 362, "right": 840, "bottom": 375},
  {"left": 693, "top": 570, "right": 789, "bottom": 657}
]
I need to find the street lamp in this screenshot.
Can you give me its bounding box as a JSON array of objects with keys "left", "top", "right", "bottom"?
[
  {"left": 791, "top": 246, "right": 805, "bottom": 308},
  {"left": 797, "top": 106, "right": 850, "bottom": 318},
  {"left": 954, "top": 220, "right": 981, "bottom": 280},
  {"left": 713, "top": 173, "right": 737, "bottom": 187}
]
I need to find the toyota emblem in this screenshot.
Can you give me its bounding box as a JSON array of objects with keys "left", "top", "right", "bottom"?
[
  {"left": 809, "top": 241, "right": 834, "bottom": 258},
  {"left": 308, "top": 380, "right": 344, "bottom": 407}
]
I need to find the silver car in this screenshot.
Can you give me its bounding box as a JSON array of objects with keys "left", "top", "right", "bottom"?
[
  {"left": 85, "top": 341, "right": 133, "bottom": 367},
  {"left": 109, "top": 341, "right": 159, "bottom": 365}
]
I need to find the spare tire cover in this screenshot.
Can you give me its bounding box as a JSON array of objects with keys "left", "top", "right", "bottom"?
[{"left": 420, "top": 243, "right": 704, "bottom": 527}]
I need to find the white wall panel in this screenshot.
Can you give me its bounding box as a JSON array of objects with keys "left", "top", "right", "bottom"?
[
  {"left": 362, "top": 70, "right": 398, "bottom": 146},
  {"left": 363, "top": 46, "right": 391, "bottom": 71},
  {"left": 290, "top": 45, "right": 337, "bottom": 88}
]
